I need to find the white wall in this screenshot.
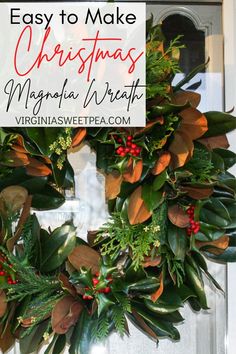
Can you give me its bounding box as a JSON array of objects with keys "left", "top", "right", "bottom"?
[{"left": 223, "top": 1, "right": 236, "bottom": 354}]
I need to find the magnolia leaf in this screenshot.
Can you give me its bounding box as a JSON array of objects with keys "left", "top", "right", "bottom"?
[
  {"left": 26, "top": 157, "right": 52, "bottom": 177},
  {"left": 198, "top": 135, "right": 229, "bottom": 150},
  {"left": 181, "top": 186, "right": 213, "bottom": 199},
  {"left": 72, "top": 128, "right": 87, "bottom": 148},
  {"left": 142, "top": 184, "right": 163, "bottom": 212},
  {"left": 128, "top": 186, "right": 152, "bottom": 225},
  {"left": 0, "top": 185, "right": 28, "bottom": 213},
  {"left": 52, "top": 296, "right": 83, "bottom": 334},
  {"left": 123, "top": 159, "right": 143, "bottom": 184},
  {"left": 0, "top": 291, "right": 7, "bottom": 318},
  {"left": 169, "top": 131, "right": 193, "bottom": 168},
  {"left": 172, "top": 91, "right": 201, "bottom": 108},
  {"left": 151, "top": 273, "right": 164, "bottom": 302},
  {"left": 196, "top": 235, "right": 229, "bottom": 254},
  {"left": 7, "top": 195, "right": 32, "bottom": 252},
  {"left": 1, "top": 151, "right": 29, "bottom": 167},
  {"left": 131, "top": 310, "right": 158, "bottom": 341},
  {"left": 152, "top": 152, "right": 171, "bottom": 175},
  {"left": 179, "top": 107, "right": 208, "bottom": 140},
  {"left": 105, "top": 172, "right": 123, "bottom": 200},
  {"left": 68, "top": 245, "right": 100, "bottom": 274},
  {"left": 0, "top": 324, "right": 15, "bottom": 353},
  {"left": 203, "top": 111, "right": 236, "bottom": 137},
  {"left": 58, "top": 274, "right": 77, "bottom": 297},
  {"left": 143, "top": 256, "right": 162, "bottom": 268},
  {"left": 168, "top": 205, "right": 189, "bottom": 228}
]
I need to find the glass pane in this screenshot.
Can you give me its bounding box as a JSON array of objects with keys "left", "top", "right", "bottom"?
[{"left": 162, "top": 14, "right": 205, "bottom": 74}]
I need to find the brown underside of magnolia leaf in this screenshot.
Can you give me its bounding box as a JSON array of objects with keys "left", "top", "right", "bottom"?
[
  {"left": 72, "top": 128, "right": 87, "bottom": 148},
  {"left": 68, "top": 245, "right": 100, "bottom": 274},
  {"left": 123, "top": 159, "right": 143, "bottom": 184},
  {"left": 58, "top": 273, "right": 77, "bottom": 297},
  {"left": 26, "top": 157, "right": 52, "bottom": 177},
  {"left": 171, "top": 91, "right": 201, "bottom": 108},
  {"left": 169, "top": 131, "right": 194, "bottom": 169},
  {"left": 151, "top": 272, "right": 164, "bottom": 302},
  {"left": 0, "top": 291, "right": 7, "bottom": 318},
  {"left": 0, "top": 324, "right": 15, "bottom": 353},
  {"left": 128, "top": 186, "right": 152, "bottom": 225},
  {"left": 181, "top": 186, "right": 214, "bottom": 200},
  {"left": 179, "top": 107, "right": 208, "bottom": 140},
  {"left": 131, "top": 309, "right": 158, "bottom": 341},
  {"left": 198, "top": 135, "right": 230, "bottom": 150},
  {"left": 143, "top": 255, "right": 162, "bottom": 268},
  {"left": 152, "top": 151, "right": 171, "bottom": 175},
  {"left": 52, "top": 295, "right": 83, "bottom": 334},
  {"left": 168, "top": 204, "right": 189, "bottom": 228},
  {"left": 1, "top": 151, "right": 29, "bottom": 167},
  {"left": 105, "top": 172, "right": 123, "bottom": 200},
  {"left": 196, "top": 235, "right": 229, "bottom": 255}
]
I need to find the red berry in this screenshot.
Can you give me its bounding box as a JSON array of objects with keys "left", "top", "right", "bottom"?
[
  {"left": 118, "top": 138, "right": 122, "bottom": 143},
  {"left": 95, "top": 272, "right": 100, "bottom": 277},
  {"left": 92, "top": 278, "right": 99, "bottom": 286},
  {"left": 127, "top": 135, "right": 133, "bottom": 141},
  {"left": 130, "top": 149, "right": 135, "bottom": 155},
  {"left": 120, "top": 152, "right": 126, "bottom": 157},
  {"left": 126, "top": 141, "right": 132, "bottom": 147},
  {"left": 131, "top": 143, "right": 137, "bottom": 149},
  {"left": 104, "top": 287, "right": 111, "bottom": 294},
  {"left": 87, "top": 295, "right": 93, "bottom": 300},
  {"left": 125, "top": 148, "right": 130, "bottom": 153},
  {"left": 0, "top": 271, "right": 5, "bottom": 276}
]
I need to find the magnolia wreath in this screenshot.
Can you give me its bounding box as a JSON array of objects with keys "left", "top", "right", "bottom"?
[{"left": 0, "top": 21, "right": 236, "bottom": 354}]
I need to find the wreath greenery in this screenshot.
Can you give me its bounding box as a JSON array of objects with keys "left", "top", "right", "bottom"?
[{"left": 0, "top": 20, "right": 236, "bottom": 354}]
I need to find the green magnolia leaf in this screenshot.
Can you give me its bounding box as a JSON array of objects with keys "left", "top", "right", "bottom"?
[
  {"left": 153, "top": 170, "right": 168, "bottom": 191},
  {"left": 25, "top": 128, "right": 61, "bottom": 156},
  {"left": 167, "top": 224, "right": 187, "bottom": 261},
  {"left": 128, "top": 277, "right": 160, "bottom": 294},
  {"left": 200, "top": 198, "right": 231, "bottom": 228},
  {"left": 211, "top": 151, "right": 225, "bottom": 172},
  {"left": 32, "top": 185, "right": 65, "bottom": 210},
  {"left": 40, "top": 223, "right": 77, "bottom": 272},
  {"left": 195, "top": 222, "right": 225, "bottom": 241},
  {"left": 149, "top": 102, "right": 190, "bottom": 118},
  {"left": 19, "top": 320, "right": 50, "bottom": 354},
  {"left": 185, "top": 262, "right": 208, "bottom": 309},
  {"left": 69, "top": 309, "right": 93, "bottom": 354},
  {"left": 203, "top": 112, "right": 236, "bottom": 138},
  {"left": 144, "top": 299, "right": 181, "bottom": 314},
  {"left": 142, "top": 184, "right": 163, "bottom": 212},
  {"left": 176, "top": 284, "right": 197, "bottom": 302},
  {"left": 213, "top": 148, "right": 236, "bottom": 170},
  {"left": 52, "top": 334, "right": 66, "bottom": 354},
  {"left": 132, "top": 301, "right": 180, "bottom": 340}
]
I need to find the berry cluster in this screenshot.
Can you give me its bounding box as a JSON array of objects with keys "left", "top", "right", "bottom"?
[
  {"left": 186, "top": 205, "right": 200, "bottom": 235},
  {"left": 83, "top": 273, "right": 112, "bottom": 300},
  {"left": 0, "top": 255, "right": 17, "bottom": 285},
  {"left": 113, "top": 135, "right": 142, "bottom": 158}
]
